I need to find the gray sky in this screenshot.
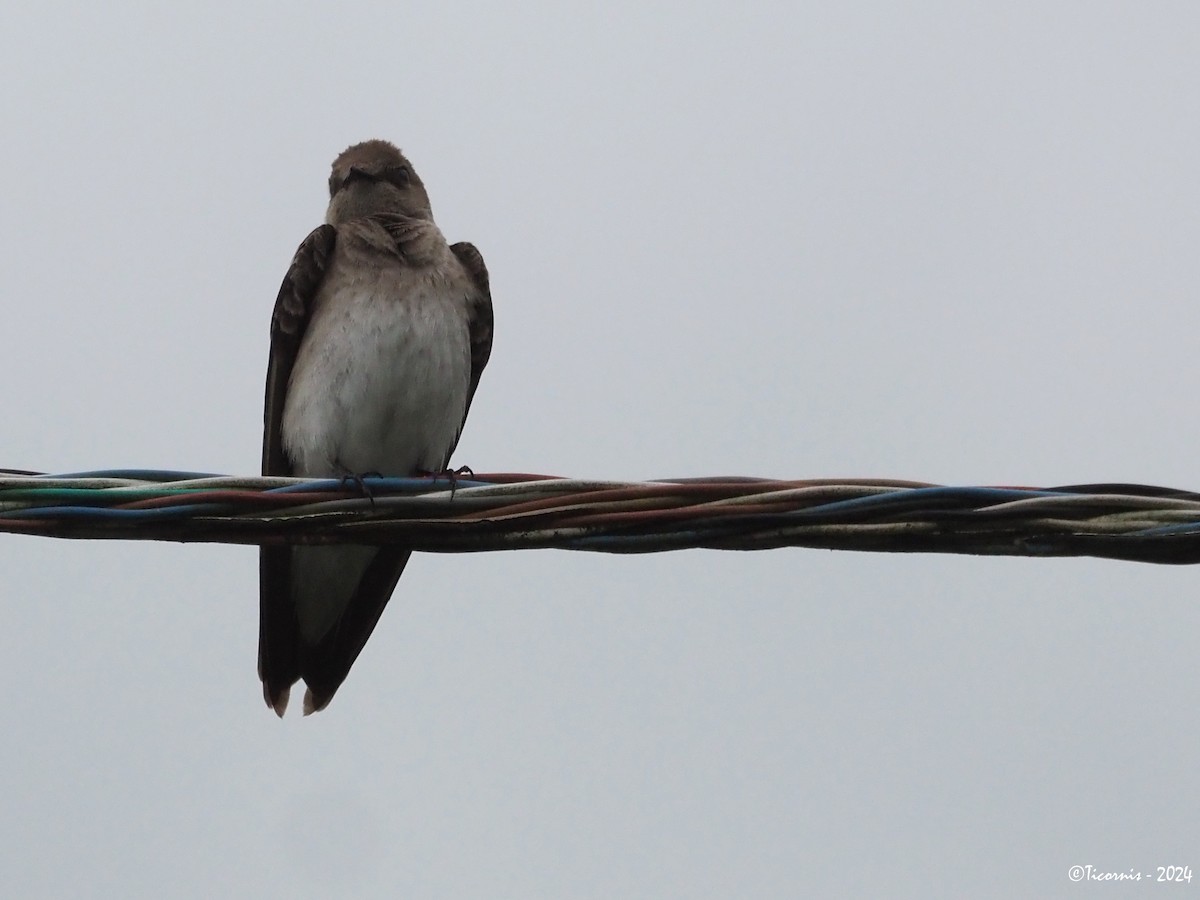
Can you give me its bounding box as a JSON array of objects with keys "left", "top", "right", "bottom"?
[{"left": 2, "top": 2, "right": 1198, "bottom": 897}]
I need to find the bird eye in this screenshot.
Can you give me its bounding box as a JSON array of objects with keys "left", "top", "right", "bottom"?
[
  {"left": 330, "top": 168, "right": 370, "bottom": 196},
  {"left": 384, "top": 165, "right": 411, "bottom": 188}
]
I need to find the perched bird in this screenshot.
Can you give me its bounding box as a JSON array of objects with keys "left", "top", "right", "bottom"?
[{"left": 259, "top": 140, "right": 493, "bottom": 716}]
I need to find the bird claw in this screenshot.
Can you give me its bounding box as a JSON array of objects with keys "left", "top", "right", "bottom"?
[
  {"left": 419, "top": 465, "right": 475, "bottom": 496},
  {"left": 338, "top": 471, "right": 382, "bottom": 509}
]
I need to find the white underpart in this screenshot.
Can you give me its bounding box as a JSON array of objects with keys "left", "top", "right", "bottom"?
[{"left": 281, "top": 258, "right": 471, "bottom": 643}]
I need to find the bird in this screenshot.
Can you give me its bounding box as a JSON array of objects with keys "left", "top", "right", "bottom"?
[{"left": 258, "top": 139, "right": 493, "bottom": 716}]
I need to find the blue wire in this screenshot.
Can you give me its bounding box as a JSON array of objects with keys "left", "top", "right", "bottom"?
[
  {"left": 4, "top": 504, "right": 224, "bottom": 520},
  {"left": 265, "top": 476, "right": 494, "bottom": 494}
]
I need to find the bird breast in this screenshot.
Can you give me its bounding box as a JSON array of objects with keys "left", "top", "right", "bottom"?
[{"left": 281, "top": 257, "right": 472, "bottom": 477}]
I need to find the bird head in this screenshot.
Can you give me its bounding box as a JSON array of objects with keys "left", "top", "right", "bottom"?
[{"left": 325, "top": 139, "right": 433, "bottom": 224}]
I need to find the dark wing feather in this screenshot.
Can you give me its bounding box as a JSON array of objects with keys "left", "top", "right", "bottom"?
[
  {"left": 262, "top": 225, "right": 337, "bottom": 477},
  {"left": 299, "top": 546, "right": 413, "bottom": 714},
  {"left": 258, "top": 224, "right": 337, "bottom": 716},
  {"left": 445, "top": 241, "right": 494, "bottom": 466}
]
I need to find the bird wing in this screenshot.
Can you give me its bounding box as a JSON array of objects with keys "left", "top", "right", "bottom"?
[
  {"left": 258, "top": 224, "right": 337, "bottom": 715},
  {"left": 446, "top": 241, "right": 494, "bottom": 466}
]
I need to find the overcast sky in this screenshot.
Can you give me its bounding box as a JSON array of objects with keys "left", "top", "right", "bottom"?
[{"left": 2, "top": 3, "right": 1199, "bottom": 898}]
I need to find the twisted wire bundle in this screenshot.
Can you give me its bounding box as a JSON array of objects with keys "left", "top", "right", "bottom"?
[{"left": 3, "top": 469, "right": 1200, "bottom": 563}]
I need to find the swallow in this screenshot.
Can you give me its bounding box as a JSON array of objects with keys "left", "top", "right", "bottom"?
[{"left": 259, "top": 139, "right": 493, "bottom": 715}]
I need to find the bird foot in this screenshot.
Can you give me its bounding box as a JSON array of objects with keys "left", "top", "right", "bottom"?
[
  {"left": 338, "top": 471, "right": 382, "bottom": 508},
  {"left": 419, "top": 465, "right": 475, "bottom": 496}
]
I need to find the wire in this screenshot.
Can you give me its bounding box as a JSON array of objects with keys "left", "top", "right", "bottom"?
[{"left": 2, "top": 469, "right": 1200, "bottom": 564}]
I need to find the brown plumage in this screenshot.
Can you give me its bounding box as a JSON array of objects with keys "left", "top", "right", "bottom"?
[{"left": 258, "top": 141, "right": 493, "bottom": 715}]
